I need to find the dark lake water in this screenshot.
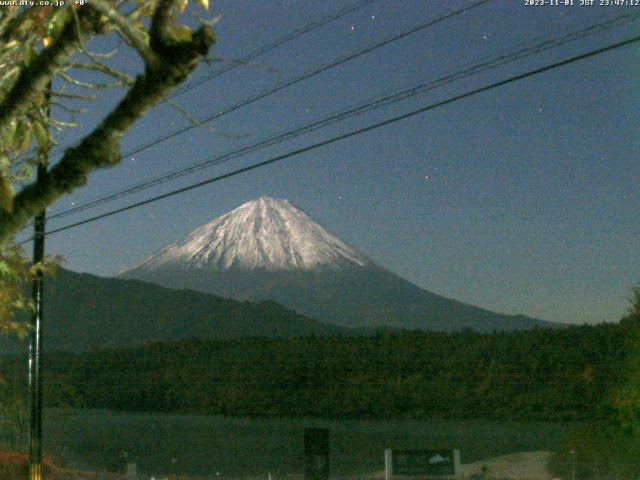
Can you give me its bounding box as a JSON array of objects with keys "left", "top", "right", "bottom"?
[{"left": 41, "top": 409, "right": 576, "bottom": 477}]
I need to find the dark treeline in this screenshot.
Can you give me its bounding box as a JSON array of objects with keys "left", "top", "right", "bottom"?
[{"left": 6, "top": 322, "right": 623, "bottom": 421}]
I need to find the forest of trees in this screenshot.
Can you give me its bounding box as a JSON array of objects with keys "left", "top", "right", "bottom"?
[
  {"left": 0, "top": 322, "right": 624, "bottom": 422},
  {"left": 0, "top": 299, "right": 638, "bottom": 478}
]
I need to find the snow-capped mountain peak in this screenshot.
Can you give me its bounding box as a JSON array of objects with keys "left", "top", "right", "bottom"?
[{"left": 122, "top": 197, "right": 369, "bottom": 273}]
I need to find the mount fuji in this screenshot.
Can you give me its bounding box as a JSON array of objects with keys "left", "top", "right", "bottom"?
[
  {"left": 125, "top": 196, "right": 369, "bottom": 273},
  {"left": 119, "top": 197, "right": 556, "bottom": 332}
]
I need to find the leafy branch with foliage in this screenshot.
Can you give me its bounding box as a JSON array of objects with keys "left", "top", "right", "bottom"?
[
  {"left": 548, "top": 287, "right": 640, "bottom": 480},
  {"left": 0, "top": 0, "right": 215, "bottom": 332}
]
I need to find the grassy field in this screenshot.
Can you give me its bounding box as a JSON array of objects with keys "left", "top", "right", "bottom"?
[{"left": 37, "top": 409, "right": 579, "bottom": 478}]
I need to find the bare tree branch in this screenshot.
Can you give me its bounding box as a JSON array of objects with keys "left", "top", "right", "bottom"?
[
  {"left": 166, "top": 99, "right": 247, "bottom": 139},
  {"left": 0, "top": 6, "right": 103, "bottom": 133},
  {"left": 70, "top": 5, "right": 123, "bottom": 69},
  {"left": 48, "top": 119, "right": 79, "bottom": 131},
  {"left": 150, "top": 0, "right": 175, "bottom": 53},
  {"left": 50, "top": 90, "right": 98, "bottom": 101},
  {"left": 0, "top": 1, "right": 215, "bottom": 244},
  {"left": 64, "top": 61, "right": 134, "bottom": 86},
  {"left": 89, "top": 0, "right": 157, "bottom": 66},
  {"left": 50, "top": 102, "right": 88, "bottom": 115},
  {"left": 81, "top": 47, "right": 119, "bottom": 59},
  {"left": 126, "top": 4, "right": 148, "bottom": 22},
  {"left": 59, "top": 71, "right": 123, "bottom": 90},
  {"left": 0, "top": 7, "right": 29, "bottom": 42},
  {"left": 186, "top": 6, "right": 221, "bottom": 28}
]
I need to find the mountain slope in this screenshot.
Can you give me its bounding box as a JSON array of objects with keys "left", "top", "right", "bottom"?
[
  {"left": 120, "top": 197, "right": 557, "bottom": 332},
  {"left": 5, "top": 268, "right": 343, "bottom": 352},
  {"left": 124, "top": 265, "right": 553, "bottom": 331}
]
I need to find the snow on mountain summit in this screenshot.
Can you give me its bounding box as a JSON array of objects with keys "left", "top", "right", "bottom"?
[{"left": 124, "top": 197, "right": 369, "bottom": 273}]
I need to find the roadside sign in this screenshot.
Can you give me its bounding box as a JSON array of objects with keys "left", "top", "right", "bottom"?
[
  {"left": 304, "top": 428, "right": 330, "bottom": 480},
  {"left": 385, "top": 448, "right": 461, "bottom": 478}
]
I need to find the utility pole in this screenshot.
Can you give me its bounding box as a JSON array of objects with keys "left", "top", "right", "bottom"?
[
  {"left": 28, "top": 167, "right": 45, "bottom": 480},
  {"left": 29, "top": 83, "right": 51, "bottom": 480}
]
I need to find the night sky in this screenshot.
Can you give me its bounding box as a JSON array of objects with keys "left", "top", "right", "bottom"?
[{"left": 21, "top": 0, "right": 640, "bottom": 325}]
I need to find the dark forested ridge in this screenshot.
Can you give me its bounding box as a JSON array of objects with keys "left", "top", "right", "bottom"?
[
  {"left": 5, "top": 323, "right": 623, "bottom": 422},
  {"left": 2, "top": 268, "right": 344, "bottom": 353},
  {"left": 1, "top": 267, "right": 559, "bottom": 353}
]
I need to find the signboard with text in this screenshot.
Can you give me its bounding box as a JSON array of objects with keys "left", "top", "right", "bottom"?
[{"left": 386, "top": 448, "right": 460, "bottom": 478}]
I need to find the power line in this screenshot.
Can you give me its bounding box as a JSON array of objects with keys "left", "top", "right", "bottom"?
[
  {"left": 34, "top": 34, "right": 640, "bottom": 240},
  {"left": 43, "top": 9, "right": 640, "bottom": 223},
  {"left": 169, "top": 0, "right": 378, "bottom": 99},
  {"left": 18, "top": 0, "right": 492, "bottom": 173},
  {"left": 100, "top": 0, "right": 494, "bottom": 159},
  {"left": 12, "top": 0, "right": 377, "bottom": 166}
]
